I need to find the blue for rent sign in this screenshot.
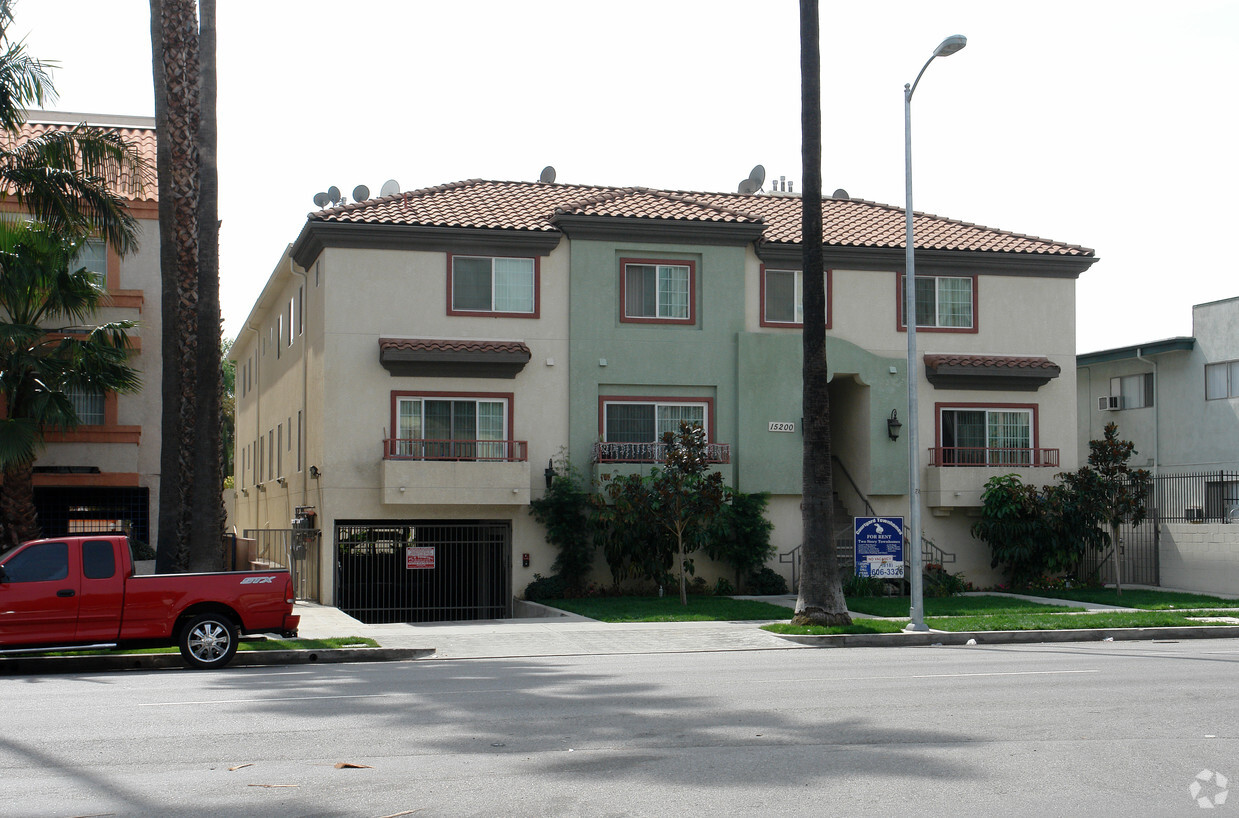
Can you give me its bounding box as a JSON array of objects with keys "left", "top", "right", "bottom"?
[{"left": 854, "top": 516, "right": 905, "bottom": 578}]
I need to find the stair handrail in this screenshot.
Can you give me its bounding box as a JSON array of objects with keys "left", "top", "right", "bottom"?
[{"left": 831, "top": 456, "right": 876, "bottom": 517}]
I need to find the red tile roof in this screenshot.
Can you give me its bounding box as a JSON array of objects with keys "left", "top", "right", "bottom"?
[
  {"left": 312, "top": 179, "right": 1093, "bottom": 257},
  {"left": 4, "top": 118, "right": 157, "bottom": 203},
  {"left": 379, "top": 338, "right": 531, "bottom": 357},
  {"left": 923, "top": 354, "right": 1060, "bottom": 371}
]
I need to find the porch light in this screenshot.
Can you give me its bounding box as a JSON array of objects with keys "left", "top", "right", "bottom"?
[
  {"left": 309, "top": 465, "right": 320, "bottom": 479},
  {"left": 887, "top": 409, "right": 902, "bottom": 441},
  {"left": 544, "top": 459, "right": 556, "bottom": 489}
]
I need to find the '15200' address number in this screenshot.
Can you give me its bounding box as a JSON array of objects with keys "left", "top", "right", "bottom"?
[{"left": 768, "top": 422, "right": 795, "bottom": 433}]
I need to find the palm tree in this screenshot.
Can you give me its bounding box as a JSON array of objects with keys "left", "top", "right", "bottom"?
[
  {"left": 0, "top": 221, "right": 140, "bottom": 549},
  {"left": 0, "top": 1, "right": 147, "bottom": 251},
  {"left": 793, "top": 0, "right": 850, "bottom": 626}
]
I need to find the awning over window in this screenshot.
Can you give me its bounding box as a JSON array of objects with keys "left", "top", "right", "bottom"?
[
  {"left": 379, "top": 338, "right": 531, "bottom": 379},
  {"left": 923, "top": 354, "right": 1060, "bottom": 391}
]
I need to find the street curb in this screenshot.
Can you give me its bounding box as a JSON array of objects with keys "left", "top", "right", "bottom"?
[
  {"left": 0, "top": 646, "right": 435, "bottom": 674},
  {"left": 772, "top": 625, "right": 1239, "bottom": 648}
]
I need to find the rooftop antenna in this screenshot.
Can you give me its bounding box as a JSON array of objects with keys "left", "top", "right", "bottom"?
[
  {"left": 748, "top": 164, "right": 766, "bottom": 190},
  {"left": 539, "top": 165, "right": 557, "bottom": 184},
  {"left": 312, "top": 191, "right": 329, "bottom": 208},
  {"left": 737, "top": 178, "right": 758, "bottom": 194},
  {"left": 352, "top": 184, "right": 370, "bottom": 202},
  {"left": 832, "top": 188, "right": 850, "bottom": 199},
  {"left": 327, "top": 186, "right": 342, "bottom": 205},
  {"left": 379, "top": 179, "right": 401, "bottom": 197}
]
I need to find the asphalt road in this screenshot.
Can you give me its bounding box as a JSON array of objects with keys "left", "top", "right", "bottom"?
[{"left": 3, "top": 638, "right": 1236, "bottom": 817}]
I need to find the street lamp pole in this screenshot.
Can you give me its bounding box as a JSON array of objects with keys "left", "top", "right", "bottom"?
[{"left": 904, "top": 34, "right": 966, "bottom": 633}]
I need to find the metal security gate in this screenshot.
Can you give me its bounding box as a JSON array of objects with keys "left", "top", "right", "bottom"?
[
  {"left": 242, "top": 528, "right": 322, "bottom": 602},
  {"left": 335, "top": 520, "right": 511, "bottom": 624},
  {"left": 1081, "top": 518, "right": 1159, "bottom": 587}
]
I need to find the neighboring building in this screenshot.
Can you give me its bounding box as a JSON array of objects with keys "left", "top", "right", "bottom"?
[
  {"left": 0, "top": 112, "right": 162, "bottom": 549},
  {"left": 1077, "top": 297, "right": 1239, "bottom": 474},
  {"left": 231, "top": 178, "right": 1095, "bottom": 618}
]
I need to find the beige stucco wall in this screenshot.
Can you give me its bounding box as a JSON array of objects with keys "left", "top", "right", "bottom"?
[{"left": 1159, "top": 523, "right": 1239, "bottom": 596}]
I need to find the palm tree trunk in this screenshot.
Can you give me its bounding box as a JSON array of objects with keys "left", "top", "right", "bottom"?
[
  {"left": 0, "top": 461, "right": 39, "bottom": 548},
  {"left": 793, "top": 0, "right": 850, "bottom": 627},
  {"left": 150, "top": 0, "right": 201, "bottom": 572}
]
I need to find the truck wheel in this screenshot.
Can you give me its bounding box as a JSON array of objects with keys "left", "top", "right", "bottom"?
[{"left": 179, "top": 613, "right": 239, "bottom": 669}]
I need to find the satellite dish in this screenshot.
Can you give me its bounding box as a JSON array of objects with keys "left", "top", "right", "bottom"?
[
  {"left": 380, "top": 179, "right": 401, "bottom": 197},
  {"left": 748, "top": 164, "right": 766, "bottom": 188},
  {"left": 539, "top": 165, "right": 557, "bottom": 184},
  {"left": 327, "top": 185, "right": 341, "bottom": 205},
  {"left": 737, "top": 178, "right": 758, "bottom": 195},
  {"left": 352, "top": 184, "right": 370, "bottom": 202},
  {"left": 312, "top": 192, "right": 329, "bottom": 208},
  {"left": 832, "top": 188, "right": 850, "bottom": 199}
]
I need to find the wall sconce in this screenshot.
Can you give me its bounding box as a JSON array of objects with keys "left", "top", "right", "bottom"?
[
  {"left": 887, "top": 409, "right": 902, "bottom": 441},
  {"left": 544, "top": 459, "right": 556, "bottom": 489},
  {"left": 309, "top": 465, "right": 320, "bottom": 479},
  {"left": 277, "top": 477, "right": 287, "bottom": 487},
  {"left": 256, "top": 482, "right": 267, "bottom": 492},
  {"left": 241, "top": 488, "right": 249, "bottom": 497}
]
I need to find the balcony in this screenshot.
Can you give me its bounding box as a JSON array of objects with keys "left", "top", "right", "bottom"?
[
  {"left": 381, "top": 439, "right": 530, "bottom": 506},
  {"left": 923, "top": 447, "right": 1060, "bottom": 510},
  {"left": 591, "top": 441, "right": 733, "bottom": 486}
]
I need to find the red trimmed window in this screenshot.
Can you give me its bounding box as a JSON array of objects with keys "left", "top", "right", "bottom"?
[
  {"left": 388, "top": 391, "right": 525, "bottom": 461},
  {"left": 933, "top": 403, "right": 1057, "bottom": 467},
  {"left": 620, "top": 258, "right": 695, "bottom": 324},
  {"left": 448, "top": 255, "right": 539, "bottom": 318},
  {"left": 761, "top": 266, "right": 831, "bottom": 327},
  {"left": 898, "top": 274, "right": 977, "bottom": 332},
  {"left": 595, "top": 396, "right": 727, "bottom": 463}
]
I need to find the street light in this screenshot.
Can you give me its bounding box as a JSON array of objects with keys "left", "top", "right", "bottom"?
[{"left": 904, "top": 34, "right": 966, "bottom": 633}]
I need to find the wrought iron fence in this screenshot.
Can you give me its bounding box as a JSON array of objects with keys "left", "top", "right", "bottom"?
[
  {"left": 1152, "top": 470, "right": 1239, "bottom": 523},
  {"left": 592, "top": 441, "right": 731, "bottom": 464}
]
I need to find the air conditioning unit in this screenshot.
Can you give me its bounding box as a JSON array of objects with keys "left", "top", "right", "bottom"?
[{"left": 1097, "top": 395, "right": 1122, "bottom": 411}]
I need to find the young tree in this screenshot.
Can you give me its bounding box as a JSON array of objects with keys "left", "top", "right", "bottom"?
[
  {"left": 794, "top": 0, "right": 850, "bottom": 626},
  {"left": 0, "top": 222, "right": 140, "bottom": 547},
  {"left": 705, "top": 490, "right": 775, "bottom": 592},
  {"left": 528, "top": 458, "right": 594, "bottom": 593},
  {"left": 1067, "top": 422, "right": 1151, "bottom": 595},
  {"left": 601, "top": 423, "right": 729, "bottom": 605}
]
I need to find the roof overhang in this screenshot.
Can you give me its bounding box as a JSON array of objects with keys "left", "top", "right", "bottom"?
[
  {"left": 552, "top": 214, "right": 765, "bottom": 246},
  {"left": 1077, "top": 337, "right": 1195, "bottom": 366},
  {"left": 758, "top": 243, "right": 1098, "bottom": 278},
  {"left": 291, "top": 222, "right": 563, "bottom": 269},
  {"left": 924, "top": 354, "right": 1061, "bottom": 391},
  {"left": 379, "top": 338, "right": 532, "bottom": 379}
]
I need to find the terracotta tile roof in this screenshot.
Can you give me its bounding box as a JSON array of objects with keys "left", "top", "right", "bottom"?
[
  {"left": 4, "top": 119, "right": 158, "bottom": 203},
  {"left": 923, "top": 354, "right": 1060, "bottom": 370},
  {"left": 379, "top": 338, "right": 531, "bottom": 357},
  {"left": 311, "top": 179, "right": 1093, "bottom": 257}
]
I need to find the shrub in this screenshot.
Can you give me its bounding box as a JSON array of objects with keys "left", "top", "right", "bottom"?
[
  {"left": 746, "top": 566, "right": 788, "bottom": 595},
  {"left": 130, "top": 539, "right": 156, "bottom": 561},
  {"left": 842, "top": 573, "right": 886, "bottom": 598},
  {"left": 923, "top": 563, "right": 969, "bottom": 597},
  {"left": 713, "top": 577, "right": 735, "bottom": 596},
  {"left": 528, "top": 458, "right": 594, "bottom": 593},
  {"left": 704, "top": 491, "right": 775, "bottom": 592},
  {"left": 523, "top": 573, "right": 567, "bottom": 601},
  {"left": 688, "top": 576, "right": 710, "bottom": 595}
]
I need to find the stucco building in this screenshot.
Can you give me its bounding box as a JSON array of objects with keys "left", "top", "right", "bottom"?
[
  {"left": 230, "top": 178, "right": 1096, "bottom": 619},
  {"left": 2, "top": 112, "right": 162, "bottom": 550}
]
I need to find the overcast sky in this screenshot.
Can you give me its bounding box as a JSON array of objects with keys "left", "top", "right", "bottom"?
[{"left": 14, "top": 0, "right": 1238, "bottom": 353}]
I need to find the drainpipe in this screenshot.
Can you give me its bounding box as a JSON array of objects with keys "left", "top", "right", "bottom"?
[
  {"left": 290, "top": 258, "right": 309, "bottom": 508},
  {"left": 1134, "top": 348, "right": 1159, "bottom": 479}
]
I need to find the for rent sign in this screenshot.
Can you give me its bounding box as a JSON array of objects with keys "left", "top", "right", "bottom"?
[{"left": 854, "top": 516, "right": 904, "bottom": 578}]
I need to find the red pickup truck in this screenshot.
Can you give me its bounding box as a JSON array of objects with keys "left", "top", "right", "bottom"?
[{"left": 0, "top": 534, "right": 300, "bottom": 669}]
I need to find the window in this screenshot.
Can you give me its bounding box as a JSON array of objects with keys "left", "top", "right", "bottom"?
[
  {"left": 277, "top": 424, "right": 283, "bottom": 478},
  {"left": 1206, "top": 360, "right": 1239, "bottom": 400},
  {"left": 393, "top": 394, "right": 513, "bottom": 460},
  {"left": 939, "top": 405, "right": 1034, "bottom": 466},
  {"left": 82, "top": 540, "right": 116, "bottom": 580},
  {"left": 603, "top": 400, "right": 708, "bottom": 442},
  {"left": 297, "top": 411, "right": 302, "bottom": 472},
  {"left": 71, "top": 238, "right": 107, "bottom": 288},
  {"left": 1111, "top": 373, "right": 1154, "bottom": 409},
  {"left": 760, "top": 267, "right": 831, "bottom": 327},
  {"left": 449, "top": 255, "right": 537, "bottom": 316},
  {"left": 2, "top": 541, "right": 68, "bottom": 582},
  {"left": 65, "top": 386, "right": 105, "bottom": 425},
  {"left": 899, "top": 274, "right": 976, "bottom": 330},
  {"left": 267, "top": 430, "right": 274, "bottom": 480},
  {"left": 621, "top": 259, "right": 694, "bottom": 324}
]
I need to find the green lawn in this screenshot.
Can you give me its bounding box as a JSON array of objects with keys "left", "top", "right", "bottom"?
[
  {"left": 846, "top": 595, "right": 1075, "bottom": 618},
  {"left": 541, "top": 595, "right": 795, "bottom": 622},
  {"left": 928, "top": 611, "right": 1235, "bottom": 631},
  {"left": 1011, "top": 588, "right": 1239, "bottom": 610}
]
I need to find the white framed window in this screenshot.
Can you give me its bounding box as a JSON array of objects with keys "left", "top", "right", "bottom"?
[
  {"left": 71, "top": 238, "right": 107, "bottom": 288},
  {"left": 939, "top": 406, "right": 1033, "bottom": 466},
  {"left": 763, "top": 269, "right": 803, "bottom": 325},
  {"left": 394, "top": 395, "right": 511, "bottom": 460},
  {"left": 65, "top": 386, "right": 105, "bottom": 425},
  {"left": 900, "top": 274, "right": 975, "bottom": 329},
  {"left": 603, "top": 400, "right": 707, "bottom": 443},
  {"left": 1206, "top": 360, "right": 1239, "bottom": 400},
  {"left": 449, "top": 255, "right": 536, "bottom": 315},
  {"left": 1111, "top": 373, "right": 1154, "bottom": 409},
  {"left": 621, "top": 259, "right": 693, "bottom": 323}
]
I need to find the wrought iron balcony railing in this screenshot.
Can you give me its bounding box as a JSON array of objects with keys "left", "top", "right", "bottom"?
[
  {"left": 384, "top": 439, "right": 528, "bottom": 462},
  {"left": 929, "top": 447, "right": 1059, "bottom": 467},
  {"left": 592, "top": 441, "right": 731, "bottom": 464}
]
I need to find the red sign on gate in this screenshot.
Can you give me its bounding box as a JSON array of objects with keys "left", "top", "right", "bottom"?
[{"left": 406, "top": 546, "right": 435, "bottom": 570}]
